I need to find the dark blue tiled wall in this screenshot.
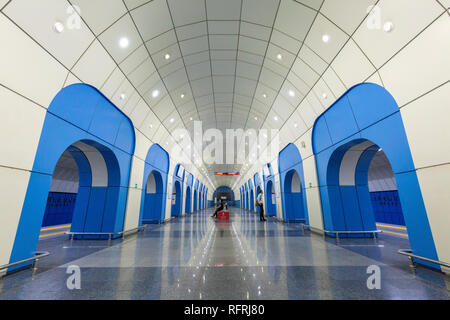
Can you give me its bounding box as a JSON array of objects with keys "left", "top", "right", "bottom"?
[
  {"left": 42, "top": 192, "right": 77, "bottom": 227},
  {"left": 370, "top": 190, "right": 405, "bottom": 226}
]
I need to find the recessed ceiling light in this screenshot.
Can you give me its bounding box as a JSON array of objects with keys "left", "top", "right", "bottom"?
[
  {"left": 53, "top": 21, "right": 65, "bottom": 33},
  {"left": 262, "top": 93, "right": 267, "bottom": 98},
  {"left": 180, "top": 93, "right": 185, "bottom": 99},
  {"left": 274, "top": 116, "right": 278, "bottom": 121},
  {"left": 119, "top": 37, "right": 129, "bottom": 48},
  {"left": 190, "top": 117, "right": 193, "bottom": 121},
  {"left": 288, "top": 90, "right": 295, "bottom": 97},
  {"left": 149, "top": 124, "right": 153, "bottom": 128},
  {"left": 164, "top": 53, "right": 171, "bottom": 60},
  {"left": 152, "top": 90, "right": 160, "bottom": 98},
  {"left": 322, "top": 34, "right": 330, "bottom": 43},
  {"left": 170, "top": 118, "right": 175, "bottom": 123},
  {"left": 119, "top": 93, "right": 126, "bottom": 100},
  {"left": 276, "top": 53, "right": 283, "bottom": 60},
  {"left": 383, "top": 21, "right": 394, "bottom": 33},
  {"left": 294, "top": 123, "right": 298, "bottom": 128},
  {"left": 322, "top": 93, "right": 328, "bottom": 100},
  {"left": 254, "top": 117, "right": 258, "bottom": 120}
]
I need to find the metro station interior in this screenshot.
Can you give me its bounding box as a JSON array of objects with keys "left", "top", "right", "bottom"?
[{"left": 0, "top": 0, "right": 449, "bottom": 301}]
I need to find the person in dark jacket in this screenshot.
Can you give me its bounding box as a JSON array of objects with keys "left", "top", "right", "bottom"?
[
  {"left": 211, "top": 199, "right": 224, "bottom": 219},
  {"left": 256, "top": 189, "right": 266, "bottom": 222}
]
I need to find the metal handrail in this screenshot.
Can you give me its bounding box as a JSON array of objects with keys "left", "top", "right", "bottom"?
[
  {"left": 302, "top": 224, "right": 381, "bottom": 239},
  {"left": 398, "top": 249, "right": 450, "bottom": 270},
  {"left": 284, "top": 219, "right": 307, "bottom": 224},
  {"left": 67, "top": 226, "right": 145, "bottom": 240},
  {"left": 0, "top": 251, "right": 50, "bottom": 276}
]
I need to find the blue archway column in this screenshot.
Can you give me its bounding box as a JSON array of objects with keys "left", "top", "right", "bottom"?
[
  {"left": 9, "top": 84, "right": 135, "bottom": 270},
  {"left": 248, "top": 179, "right": 255, "bottom": 212},
  {"left": 185, "top": 173, "right": 193, "bottom": 214},
  {"left": 193, "top": 179, "right": 199, "bottom": 211},
  {"left": 313, "top": 83, "right": 439, "bottom": 269},
  {"left": 244, "top": 183, "right": 249, "bottom": 210},
  {"left": 171, "top": 164, "right": 185, "bottom": 217},
  {"left": 278, "top": 144, "right": 309, "bottom": 224},
  {"left": 139, "top": 144, "right": 169, "bottom": 224},
  {"left": 263, "top": 164, "right": 277, "bottom": 217},
  {"left": 254, "top": 173, "right": 262, "bottom": 213}
]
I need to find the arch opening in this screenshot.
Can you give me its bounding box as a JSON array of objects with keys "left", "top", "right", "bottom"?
[
  {"left": 140, "top": 144, "right": 169, "bottom": 224},
  {"left": 9, "top": 84, "right": 135, "bottom": 270},
  {"left": 265, "top": 180, "right": 277, "bottom": 217},
  {"left": 313, "top": 83, "right": 438, "bottom": 269},
  {"left": 171, "top": 180, "right": 182, "bottom": 217},
  {"left": 185, "top": 186, "right": 192, "bottom": 214},
  {"left": 279, "top": 143, "right": 309, "bottom": 224},
  {"left": 142, "top": 170, "right": 164, "bottom": 223},
  {"left": 282, "top": 170, "right": 305, "bottom": 222}
]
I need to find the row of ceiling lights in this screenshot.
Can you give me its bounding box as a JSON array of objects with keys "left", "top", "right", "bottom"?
[{"left": 53, "top": 19, "right": 393, "bottom": 185}]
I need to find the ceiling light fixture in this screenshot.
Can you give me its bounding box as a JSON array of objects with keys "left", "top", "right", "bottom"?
[
  {"left": 274, "top": 116, "right": 278, "bottom": 121},
  {"left": 322, "top": 93, "right": 328, "bottom": 100},
  {"left": 170, "top": 118, "right": 175, "bottom": 123},
  {"left": 53, "top": 21, "right": 65, "bottom": 33},
  {"left": 164, "top": 53, "right": 171, "bottom": 60},
  {"left": 383, "top": 21, "right": 395, "bottom": 33},
  {"left": 152, "top": 90, "right": 160, "bottom": 98},
  {"left": 276, "top": 53, "right": 283, "bottom": 60},
  {"left": 322, "top": 34, "right": 330, "bottom": 43},
  {"left": 180, "top": 93, "right": 185, "bottom": 99},
  {"left": 262, "top": 93, "right": 267, "bottom": 98},
  {"left": 119, "top": 37, "right": 129, "bottom": 48},
  {"left": 119, "top": 93, "right": 126, "bottom": 100},
  {"left": 288, "top": 90, "right": 295, "bottom": 97}
]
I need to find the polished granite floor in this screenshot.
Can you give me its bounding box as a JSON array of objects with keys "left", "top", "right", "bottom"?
[{"left": 0, "top": 208, "right": 448, "bottom": 300}]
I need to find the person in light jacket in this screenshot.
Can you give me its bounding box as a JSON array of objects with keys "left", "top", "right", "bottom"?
[{"left": 256, "top": 190, "right": 266, "bottom": 222}]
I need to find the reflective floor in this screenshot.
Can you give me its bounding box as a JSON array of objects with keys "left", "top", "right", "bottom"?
[{"left": 0, "top": 208, "right": 449, "bottom": 300}]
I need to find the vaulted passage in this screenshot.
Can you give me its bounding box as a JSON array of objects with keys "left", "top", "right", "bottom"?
[{"left": 0, "top": 0, "right": 448, "bottom": 302}]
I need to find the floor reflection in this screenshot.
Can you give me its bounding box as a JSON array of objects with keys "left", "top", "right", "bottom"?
[{"left": 0, "top": 208, "right": 448, "bottom": 300}]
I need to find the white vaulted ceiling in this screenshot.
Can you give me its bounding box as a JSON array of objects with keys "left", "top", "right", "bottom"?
[{"left": 1, "top": 0, "right": 448, "bottom": 188}]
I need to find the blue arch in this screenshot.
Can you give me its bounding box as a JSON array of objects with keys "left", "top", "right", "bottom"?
[
  {"left": 171, "top": 164, "right": 185, "bottom": 217},
  {"left": 185, "top": 173, "right": 194, "bottom": 213},
  {"left": 248, "top": 179, "right": 255, "bottom": 212},
  {"left": 263, "top": 163, "right": 277, "bottom": 217},
  {"left": 213, "top": 186, "right": 235, "bottom": 204},
  {"left": 9, "top": 84, "right": 135, "bottom": 269},
  {"left": 312, "top": 83, "right": 438, "bottom": 268},
  {"left": 199, "top": 183, "right": 203, "bottom": 210},
  {"left": 193, "top": 179, "right": 199, "bottom": 211},
  {"left": 253, "top": 173, "right": 262, "bottom": 213},
  {"left": 279, "top": 143, "right": 308, "bottom": 223},
  {"left": 140, "top": 144, "right": 169, "bottom": 224},
  {"left": 239, "top": 187, "right": 242, "bottom": 208},
  {"left": 244, "top": 183, "right": 249, "bottom": 210}
]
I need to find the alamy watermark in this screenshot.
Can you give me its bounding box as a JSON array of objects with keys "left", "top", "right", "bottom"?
[
  {"left": 66, "top": 265, "right": 81, "bottom": 290},
  {"left": 367, "top": 265, "right": 381, "bottom": 290},
  {"left": 169, "top": 121, "right": 280, "bottom": 167}
]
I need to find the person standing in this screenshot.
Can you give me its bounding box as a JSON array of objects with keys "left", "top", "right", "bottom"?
[{"left": 256, "top": 190, "right": 266, "bottom": 222}]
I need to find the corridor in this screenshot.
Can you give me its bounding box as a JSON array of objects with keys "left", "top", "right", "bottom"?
[{"left": 0, "top": 209, "right": 448, "bottom": 300}]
